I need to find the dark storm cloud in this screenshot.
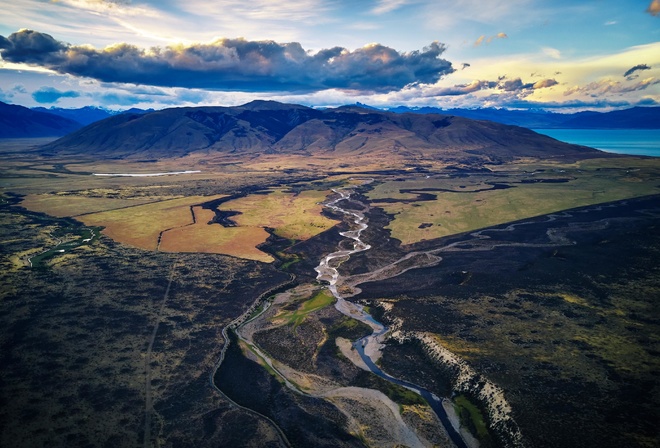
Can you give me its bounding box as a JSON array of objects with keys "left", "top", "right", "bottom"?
[
  {"left": 32, "top": 87, "right": 80, "bottom": 103},
  {"left": 623, "top": 64, "right": 651, "bottom": 77},
  {"left": 0, "top": 29, "right": 454, "bottom": 92}
]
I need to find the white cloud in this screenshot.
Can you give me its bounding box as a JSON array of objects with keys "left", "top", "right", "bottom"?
[
  {"left": 174, "top": 0, "right": 330, "bottom": 22},
  {"left": 542, "top": 47, "right": 561, "bottom": 59},
  {"left": 371, "top": 0, "right": 409, "bottom": 15}
]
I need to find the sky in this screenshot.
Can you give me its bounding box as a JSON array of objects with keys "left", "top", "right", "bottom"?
[{"left": 0, "top": 0, "right": 659, "bottom": 111}]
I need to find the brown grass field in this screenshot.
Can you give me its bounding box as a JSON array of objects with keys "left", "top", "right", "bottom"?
[
  {"left": 158, "top": 206, "right": 274, "bottom": 262},
  {"left": 220, "top": 189, "right": 336, "bottom": 240},
  {"left": 76, "top": 195, "right": 226, "bottom": 251},
  {"left": 160, "top": 189, "right": 338, "bottom": 262},
  {"left": 19, "top": 194, "right": 161, "bottom": 217}
]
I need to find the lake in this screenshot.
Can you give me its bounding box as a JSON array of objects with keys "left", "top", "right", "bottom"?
[{"left": 533, "top": 129, "right": 660, "bottom": 157}]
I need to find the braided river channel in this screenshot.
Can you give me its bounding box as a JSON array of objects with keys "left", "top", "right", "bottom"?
[{"left": 314, "top": 187, "right": 468, "bottom": 448}]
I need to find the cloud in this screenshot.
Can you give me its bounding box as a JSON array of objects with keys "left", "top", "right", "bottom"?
[
  {"left": 564, "top": 77, "right": 660, "bottom": 96},
  {"left": 372, "top": 0, "right": 409, "bottom": 15},
  {"left": 647, "top": 0, "right": 660, "bottom": 16},
  {"left": 51, "top": 0, "right": 160, "bottom": 17},
  {"left": 178, "top": 0, "right": 328, "bottom": 22},
  {"left": 0, "top": 84, "right": 28, "bottom": 101},
  {"left": 542, "top": 47, "right": 561, "bottom": 59},
  {"left": 498, "top": 77, "right": 557, "bottom": 91},
  {"left": 623, "top": 64, "right": 651, "bottom": 77},
  {"left": 32, "top": 87, "right": 81, "bottom": 103},
  {"left": 0, "top": 30, "right": 454, "bottom": 93},
  {"left": 428, "top": 80, "right": 498, "bottom": 96},
  {"left": 532, "top": 78, "right": 559, "bottom": 89},
  {"left": 393, "top": 75, "right": 558, "bottom": 100},
  {"left": 474, "top": 32, "right": 508, "bottom": 47}
]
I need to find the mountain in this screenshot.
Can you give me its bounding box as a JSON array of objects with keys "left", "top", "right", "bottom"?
[
  {"left": 31, "top": 106, "right": 153, "bottom": 126},
  {"left": 31, "top": 106, "right": 113, "bottom": 126},
  {"left": 558, "top": 107, "right": 660, "bottom": 129},
  {"left": 0, "top": 101, "right": 83, "bottom": 138},
  {"left": 388, "top": 105, "right": 660, "bottom": 129},
  {"left": 118, "top": 107, "right": 153, "bottom": 116},
  {"left": 40, "top": 100, "right": 602, "bottom": 164}
]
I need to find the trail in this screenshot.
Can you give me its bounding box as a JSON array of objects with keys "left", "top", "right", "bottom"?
[
  {"left": 209, "top": 276, "right": 297, "bottom": 448},
  {"left": 143, "top": 261, "right": 177, "bottom": 448}
]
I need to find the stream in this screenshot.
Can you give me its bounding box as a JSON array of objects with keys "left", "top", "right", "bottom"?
[{"left": 314, "top": 187, "right": 468, "bottom": 448}]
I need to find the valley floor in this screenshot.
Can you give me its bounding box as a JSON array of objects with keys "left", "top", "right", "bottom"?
[{"left": 1, "top": 139, "right": 659, "bottom": 447}]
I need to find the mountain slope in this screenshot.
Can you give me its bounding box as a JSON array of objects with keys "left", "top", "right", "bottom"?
[
  {"left": 0, "top": 101, "right": 83, "bottom": 137},
  {"left": 40, "top": 101, "right": 603, "bottom": 163}
]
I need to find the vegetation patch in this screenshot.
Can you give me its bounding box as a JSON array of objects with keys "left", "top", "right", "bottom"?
[
  {"left": 76, "top": 195, "right": 225, "bottom": 250},
  {"left": 29, "top": 225, "right": 102, "bottom": 269},
  {"left": 453, "top": 394, "right": 493, "bottom": 446},
  {"left": 352, "top": 371, "right": 426, "bottom": 407},
  {"left": 273, "top": 289, "right": 335, "bottom": 327},
  {"left": 157, "top": 189, "right": 339, "bottom": 261}
]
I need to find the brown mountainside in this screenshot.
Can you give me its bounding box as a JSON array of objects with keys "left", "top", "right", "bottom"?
[{"left": 40, "top": 100, "right": 602, "bottom": 163}]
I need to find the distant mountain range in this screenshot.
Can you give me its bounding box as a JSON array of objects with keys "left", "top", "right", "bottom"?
[
  {"left": 0, "top": 101, "right": 154, "bottom": 137},
  {"left": 31, "top": 105, "right": 114, "bottom": 126},
  {"left": 352, "top": 101, "right": 660, "bottom": 129},
  {"left": 1, "top": 99, "right": 656, "bottom": 142},
  {"left": 31, "top": 105, "right": 154, "bottom": 126},
  {"left": 0, "top": 101, "right": 82, "bottom": 138},
  {"left": 39, "top": 100, "right": 601, "bottom": 165},
  {"left": 386, "top": 105, "right": 660, "bottom": 129}
]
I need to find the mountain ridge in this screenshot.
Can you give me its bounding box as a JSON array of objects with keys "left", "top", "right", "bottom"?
[{"left": 40, "top": 101, "right": 602, "bottom": 165}]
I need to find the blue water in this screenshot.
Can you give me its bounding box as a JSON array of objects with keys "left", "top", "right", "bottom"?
[{"left": 533, "top": 129, "right": 660, "bottom": 157}]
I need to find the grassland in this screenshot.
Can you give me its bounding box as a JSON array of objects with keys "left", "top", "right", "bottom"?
[
  {"left": 271, "top": 289, "right": 335, "bottom": 327},
  {"left": 219, "top": 189, "right": 337, "bottom": 240},
  {"left": 19, "top": 193, "right": 162, "bottom": 217},
  {"left": 159, "top": 206, "right": 274, "bottom": 262},
  {"left": 368, "top": 157, "right": 660, "bottom": 244},
  {"left": 76, "top": 195, "right": 226, "bottom": 250},
  {"left": 18, "top": 187, "right": 339, "bottom": 262},
  {"left": 160, "top": 189, "right": 338, "bottom": 261}
]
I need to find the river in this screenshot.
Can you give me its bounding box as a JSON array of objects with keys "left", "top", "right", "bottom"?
[{"left": 314, "top": 186, "right": 468, "bottom": 448}]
